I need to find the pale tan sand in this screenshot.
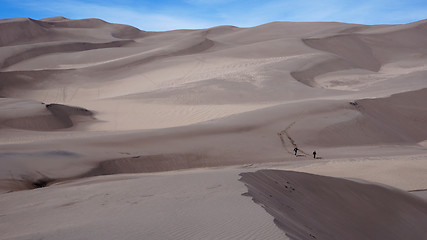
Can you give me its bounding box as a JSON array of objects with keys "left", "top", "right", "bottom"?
[
  {"left": 1, "top": 157, "right": 426, "bottom": 240},
  {"left": 0, "top": 167, "right": 290, "bottom": 240},
  {"left": 1, "top": 17, "right": 427, "bottom": 240},
  {"left": 287, "top": 154, "right": 427, "bottom": 191}
]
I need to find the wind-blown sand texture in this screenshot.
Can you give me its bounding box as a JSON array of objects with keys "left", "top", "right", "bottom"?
[{"left": 1, "top": 17, "right": 427, "bottom": 239}]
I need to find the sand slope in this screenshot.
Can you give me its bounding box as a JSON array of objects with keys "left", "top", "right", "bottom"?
[
  {"left": 240, "top": 170, "right": 427, "bottom": 240},
  {"left": 0, "top": 98, "right": 94, "bottom": 131},
  {"left": 0, "top": 168, "right": 290, "bottom": 240}
]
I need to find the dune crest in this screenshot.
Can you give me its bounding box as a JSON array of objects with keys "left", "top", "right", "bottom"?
[
  {"left": 0, "top": 99, "right": 94, "bottom": 131},
  {"left": 240, "top": 170, "right": 427, "bottom": 240},
  {"left": 293, "top": 20, "right": 427, "bottom": 88},
  {"left": 312, "top": 88, "right": 427, "bottom": 146}
]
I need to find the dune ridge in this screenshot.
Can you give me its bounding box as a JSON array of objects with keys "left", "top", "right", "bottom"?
[
  {"left": 0, "top": 99, "right": 94, "bottom": 131},
  {"left": 0, "top": 17, "right": 146, "bottom": 47},
  {"left": 313, "top": 88, "right": 427, "bottom": 146},
  {"left": 240, "top": 170, "right": 427, "bottom": 240},
  {"left": 1, "top": 40, "right": 135, "bottom": 69},
  {"left": 292, "top": 20, "right": 427, "bottom": 87}
]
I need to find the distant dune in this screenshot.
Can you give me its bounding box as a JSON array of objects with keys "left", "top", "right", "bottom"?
[
  {"left": 1, "top": 16, "right": 427, "bottom": 186},
  {"left": 0, "top": 17, "right": 427, "bottom": 240}
]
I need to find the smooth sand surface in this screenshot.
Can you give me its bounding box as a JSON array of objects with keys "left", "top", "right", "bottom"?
[
  {"left": 0, "top": 167, "right": 290, "bottom": 240},
  {"left": 1, "top": 17, "right": 427, "bottom": 239},
  {"left": 240, "top": 169, "right": 427, "bottom": 240}
]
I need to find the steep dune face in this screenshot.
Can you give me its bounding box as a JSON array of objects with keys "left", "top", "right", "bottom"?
[
  {"left": 0, "top": 18, "right": 50, "bottom": 46},
  {"left": 314, "top": 88, "right": 427, "bottom": 146},
  {"left": 303, "top": 34, "right": 381, "bottom": 72},
  {"left": 82, "top": 154, "right": 209, "bottom": 177},
  {"left": 0, "top": 17, "right": 147, "bottom": 69},
  {"left": 0, "top": 17, "right": 146, "bottom": 47},
  {"left": 1, "top": 40, "right": 135, "bottom": 69},
  {"left": 356, "top": 88, "right": 427, "bottom": 142},
  {"left": 240, "top": 170, "right": 427, "bottom": 240},
  {"left": 0, "top": 99, "right": 94, "bottom": 131},
  {"left": 361, "top": 19, "right": 427, "bottom": 63},
  {"left": 293, "top": 20, "right": 427, "bottom": 87}
]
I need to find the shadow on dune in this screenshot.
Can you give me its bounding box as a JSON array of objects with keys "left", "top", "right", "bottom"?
[
  {"left": 0, "top": 175, "right": 57, "bottom": 193},
  {"left": 1, "top": 40, "right": 135, "bottom": 69},
  {"left": 315, "top": 88, "right": 427, "bottom": 146},
  {"left": 2, "top": 103, "right": 94, "bottom": 131},
  {"left": 45, "top": 103, "right": 93, "bottom": 128},
  {"left": 80, "top": 153, "right": 217, "bottom": 177},
  {"left": 240, "top": 170, "right": 427, "bottom": 240},
  {"left": 291, "top": 34, "right": 381, "bottom": 87},
  {"left": 1, "top": 153, "right": 217, "bottom": 192},
  {"left": 0, "top": 17, "right": 146, "bottom": 47},
  {"left": 292, "top": 20, "right": 427, "bottom": 87}
]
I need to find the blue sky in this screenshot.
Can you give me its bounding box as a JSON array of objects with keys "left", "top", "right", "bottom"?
[{"left": 0, "top": 0, "right": 426, "bottom": 31}]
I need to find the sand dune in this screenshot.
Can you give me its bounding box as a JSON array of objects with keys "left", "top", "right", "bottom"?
[
  {"left": 0, "top": 98, "right": 94, "bottom": 131},
  {"left": 1, "top": 39, "right": 135, "bottom": 69},
  {"left": 314, "top": 88, "right": 427, "bottom": 146},
  {"left": 0, "top": 17, "right": 146, "bottom": 47},
  {"left": 0, "top": 167, "right": 293, "bottom": 240},
  {"left": 1, "top": 17, "right": 427, "bottom": 239},
  {"left": 293, "top": 19, "right": 427, "bottom": 87},
  {"left": 240, "top": 170, "right": 427, "bottom": 240}
]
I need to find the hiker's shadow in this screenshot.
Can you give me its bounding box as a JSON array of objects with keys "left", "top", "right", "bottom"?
[{"left": 296, "top": 154, "right": 305, "bottom": 157}]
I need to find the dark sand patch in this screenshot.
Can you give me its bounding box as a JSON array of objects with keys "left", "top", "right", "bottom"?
[{"left": 240, "top": 170, "right": 427, "bottom": 240}]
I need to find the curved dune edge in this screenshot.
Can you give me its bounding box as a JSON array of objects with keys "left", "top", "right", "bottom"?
[
  {"left": 80, "top": 154, "right": 209, "bottom": 177},
  {"left": 240, "top": 170, "right": 427, "bottom": 240},
  {"left": 0, "top": 17, "right": 146, "bottom": 47},
  {"left": 292, "top": 20, "right": 427, "bottom": 88},
  {"left": 314, "top": 88, "right": 427, "bottom": 147},
  {"left": 1, "top": 40, "right": 135, "bottom": 69},
  {"left": 3, "top": 153, "right": 243, "bottom": 192},
  {"left": 0, "top": 101, "right": 95, "bottom": 131}
]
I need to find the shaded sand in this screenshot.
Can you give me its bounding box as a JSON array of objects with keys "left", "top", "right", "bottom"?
[
  {"left": 411, "top": 190, "right": 427, "bottom": 201},
  {"left": 240, "top": 170, "right": 427, "bottom": 240},
  {"left": 0, "top": 98, "right": 94, "bottom": 131}
]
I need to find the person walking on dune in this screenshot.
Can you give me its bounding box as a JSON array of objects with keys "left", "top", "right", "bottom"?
[
  {"left": 313, "top": 151, "right": 317, "bottom": 159},
  {"left": 294, "top": 147, "right": 298, "bottom": 156}
]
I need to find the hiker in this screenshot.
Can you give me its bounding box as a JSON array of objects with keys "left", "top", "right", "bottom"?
[
  {"left": 294, "top": 147, "right": 298, "bottom": 156},
  {"left": 313, "top": 151, "right": 317, "bottom": 159}
]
